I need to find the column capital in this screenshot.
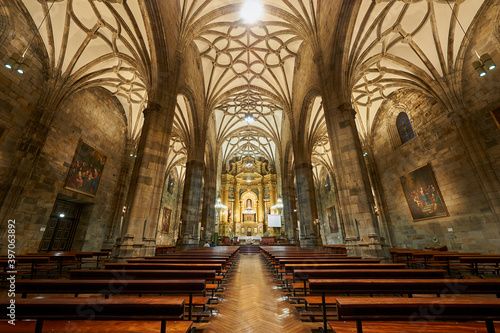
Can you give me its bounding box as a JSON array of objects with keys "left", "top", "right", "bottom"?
[
  {"left": 295, "top": 162, "right": 313, "bottom": 170},
  {"left": 142, "top": 102, "right": 162, "bottom": 117},
  {"left": 186, "top": 159, "right": 204, "bottom": 169},
  {"left": 338, "top": 103, "right": 357, "bottom": 119}
]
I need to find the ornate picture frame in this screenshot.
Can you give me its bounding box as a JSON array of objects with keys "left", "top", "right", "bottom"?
[
  {"left": 64, "top": 140, "right": 107, "bottom": 197},
  {"left": 400, "top": 163, "right": 448, "bottom": 221}
]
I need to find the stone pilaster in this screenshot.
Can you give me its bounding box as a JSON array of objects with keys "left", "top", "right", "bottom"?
[
  {"left": 295, "top": 162, "right": 322, "bottom": 249},
  {"left": 234, "top": 183, "right": 241, "bottom": 223},
  {"left": 176, "top": 159, "right": 204, "bottom": 251},
  {"left": 221, "top": 183, "right": 228, "bottom": 223},
  {"left": 258, "top": 184, "right": 264, "bottom": 223},
  {"left": 113, "top": 103, "right": 171, "bottom": 260}
]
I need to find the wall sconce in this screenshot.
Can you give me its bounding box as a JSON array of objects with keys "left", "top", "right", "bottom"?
[
  {"left": 473, "top": 53, "right": 496, "bottom": 77},
  {"left": 4, "top": 53, "right": 21, "bottom": 70},
  {"left": 4, "top": 53, "right": 31, "bottom": 74}
]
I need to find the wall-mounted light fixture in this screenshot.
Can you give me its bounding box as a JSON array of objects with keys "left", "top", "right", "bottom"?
[
  {"left": 472, "top": 53, "right": 496, "bottom": 77},
  {"left": 4, "top": 1, "right": 55, "bottom": 74},
  {"left": 445, "top": 1, "right": 496, "bottom": 77}
]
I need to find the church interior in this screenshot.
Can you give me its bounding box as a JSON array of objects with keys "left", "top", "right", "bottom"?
[{"left": 0, "top": 0, "right": 500, "bottom": 332}]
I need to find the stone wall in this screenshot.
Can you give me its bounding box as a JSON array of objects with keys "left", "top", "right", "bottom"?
[
  {"left": 371, "top": 89, "right": 499, "bottom": 253},
  {"left": 0, "top": 0, "right": 45, "bottom": 202},
  {"left": 9, "top": 88, "right": 128, "bottom": 253}
]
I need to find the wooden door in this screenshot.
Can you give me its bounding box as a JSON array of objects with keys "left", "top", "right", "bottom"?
[{"left": 38, "top": 199, "right": 82, "bottom": 252}]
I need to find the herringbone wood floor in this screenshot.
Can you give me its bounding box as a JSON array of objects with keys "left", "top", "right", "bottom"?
[{"left": 202, "top": 254, "right": 310, "bottom": 333}]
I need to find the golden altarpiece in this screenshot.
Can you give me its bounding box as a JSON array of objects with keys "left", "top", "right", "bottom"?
[{"left": 219, "top": 157, "right": 279, "bottom": 238}]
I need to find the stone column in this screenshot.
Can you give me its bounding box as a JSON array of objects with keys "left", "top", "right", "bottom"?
[
  {"left": 176, "top": 159, "right": 205, "bottom": 251},
  {"left": 234, "top": 183, "right": 241, "bottom": 223},
  {"left": 295, "top": 162, "right": 322, "bottom": 249},
  {"left": 115, "top": 103, "right": 171, "bottom": 259},
  {"left": 199, "top": 173, "right": 215, "bottom": 246},
  {"left": 325, "top": 104, "right": 387, "bottom": 259},
  {"left": 258, "top": 184, "right": 264, "bottom": 223}
]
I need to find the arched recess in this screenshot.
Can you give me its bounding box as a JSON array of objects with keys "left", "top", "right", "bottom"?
[
  {"left": 306, "top": 94, "right": 346, "bottom": 245},
  {"left": 156, "top": 92, "right": 195, "bottom": 246}
]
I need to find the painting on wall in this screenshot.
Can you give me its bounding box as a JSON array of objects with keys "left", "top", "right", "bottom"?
[
  {"left": 64, "top": 140, "right": 107, "bottom": 197},
  {"left": 326, "top": 206, "right": 338, "bottom": 233},
  {"left": 0, "top": 125, "right": 8, "bottom": 145},
  {"left": 161, "top": 207, "right": 172, "bottom": 233},
  {"left": 400, "top": 163, "right": 448, "bottom": 221}
]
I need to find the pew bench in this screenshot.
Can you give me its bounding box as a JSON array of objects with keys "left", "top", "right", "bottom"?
[
  {"left": 460, "top": 256, "right": 500, "bottom": 276},
  {"left": 0, "top": 297, "right": 193, "bottom": 333},
  {"left": 16, "top": 279, "right": 206, "bottom": 321},
  {"left": 292, "top": 269, "right": 447, "bottom": 295},
  {"left": 330, "top": 297, "right": 500, "bottom": 333},
  {"left": 309, "top": 278, "right": 500, "bottom": 332}
]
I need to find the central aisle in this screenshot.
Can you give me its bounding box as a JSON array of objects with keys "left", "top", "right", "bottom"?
[{"left": 203, "top": 253, "right": 310, "bottom": 333}]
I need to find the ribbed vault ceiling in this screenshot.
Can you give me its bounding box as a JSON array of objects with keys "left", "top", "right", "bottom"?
[
  {"left": 19, "top": 0, "right": 486, "bottom": 185},
  {"left": 21, "top": 0, "right": 151, "bottom": 142},
  {"left": 349, "top": 0, "right": 483, "bottom": 141},
  {"left": 180, "top": 0, "right": 319, "bottom": 167}
]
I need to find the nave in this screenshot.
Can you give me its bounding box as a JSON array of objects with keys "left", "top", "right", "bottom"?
[
  {"left": 202, "top": 254, "right": 309, "bottom": 333},
  {"left": 2, "top": 245, "right": 500, "bottom": 332}
]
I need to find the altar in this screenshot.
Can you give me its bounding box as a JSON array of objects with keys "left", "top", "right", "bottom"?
[{"left": 238, "top": 236, "right": 262, "bottom": 242}]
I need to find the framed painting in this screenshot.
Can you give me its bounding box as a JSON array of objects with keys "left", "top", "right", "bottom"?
[
  {"left": 326, "top": 206, "right": 338, "bottom": 233},
  {"left": 0, "top": 125, "right": 7, "bottom": 145},
  {"left": 400, "top": 163, "right": 448, "bottom": 221},
  {"left": 161, "top": 207, "right": 172, "bottom": 233},
  {"left": 64, "top": 140, "right": 107, "bottom": 197}
]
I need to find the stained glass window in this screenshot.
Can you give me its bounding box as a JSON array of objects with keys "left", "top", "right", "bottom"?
[{"left": 396, "top": 112, "right": 414, "bottom": 144}]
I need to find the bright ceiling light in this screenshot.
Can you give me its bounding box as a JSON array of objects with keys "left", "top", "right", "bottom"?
[
  {"left": 240, "top": 0, "right": 263, "bottom": 24},
  {"left": 244, "top": 113, "right": 254, "bottom": 124}
]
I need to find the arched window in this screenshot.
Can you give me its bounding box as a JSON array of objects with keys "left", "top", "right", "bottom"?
[{"left": 396, "top": 112, "right": 414, "bottom": 144}]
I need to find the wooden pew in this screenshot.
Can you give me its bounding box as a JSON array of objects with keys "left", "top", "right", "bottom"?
[
  {"left": 105, "top": 263, "right": 222, "bottom": 272},
  {"left": 128, "top": 259, "right": 229, "bottom": 269},
  {"left": 0, "top": 256, "right": 55, "bottom": 279},
  {"left": 284, "top": 263, "right": 405, "bottom": 273},
  {"left": 293, "top": 269, "right": 447, "bottom": 297},
  {"left": 70, "top": 269, "right": 217, "bottom": 281},
  {"left": 460, "top": 256, "right": 500, "bottom": 275},
  {"left": 0, "top": 297, "right": 191, "bottom": 333},
  {"left": 431, "top": 253, "right": 482, "bottom": 274},
  {"left": 331, "top": 297, "right": 500, "bottom": 333},
  {"left": 309, "top": 278, "right": 500, "bottom": 332},
  {"left": 69, "top": 269, "right": 218, "bottom": 311},
  {"left": 16, "top": 279, "right": 205, "bottom": 321}
]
